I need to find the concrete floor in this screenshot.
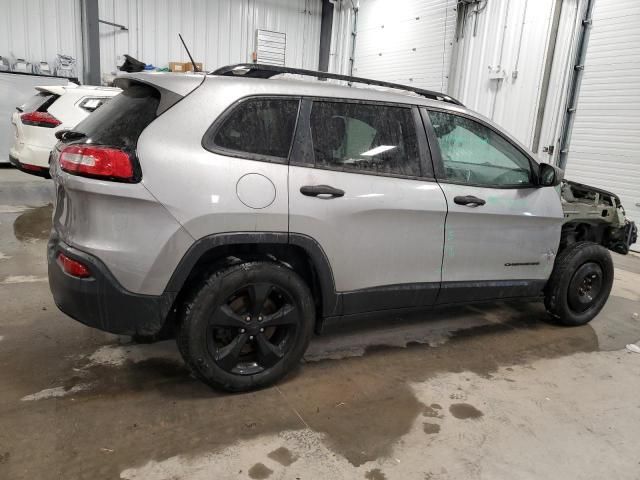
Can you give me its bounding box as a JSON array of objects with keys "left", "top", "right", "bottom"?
[{"left": 1, "top": 167, "right": 640, "bottom": 480}]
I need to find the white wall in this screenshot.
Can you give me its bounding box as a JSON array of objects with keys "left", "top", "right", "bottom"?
[
  {"left": 0, "top": 0, "right": 84, "bottom": 77},
  {"left": 344, "top": 0, "right": 456, "bottom": 92},
  {"left": 0, "top": 0, "right": 321, "bottom": 83},
  {"left": 449, "top": 0, "right": 559, "bottom": 149},
  {"left": 328, "top": 0, "right": 585, "bottom": 159},
  {"left": 564, "top": 0, "right": 640, "bottom": 223},
  {"left": 535, "top": 0, "right": 583, "bottom": 163},
  {"left": 328, "top": 0, "right": 355, "bottom": 76},
  {"left": 98, "top": 0, "right": 322, "bottom": 77}
]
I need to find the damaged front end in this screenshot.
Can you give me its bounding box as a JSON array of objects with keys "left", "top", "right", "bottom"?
[{"left": 560, "top": 180, "right": 637, "bottom": 255}]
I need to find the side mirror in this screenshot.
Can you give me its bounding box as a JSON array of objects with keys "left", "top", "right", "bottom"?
[{"left": 538, "top": 163, "right": 564, "bottom": 187}]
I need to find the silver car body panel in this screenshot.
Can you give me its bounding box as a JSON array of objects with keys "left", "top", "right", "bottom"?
[
  {"left": 115, "top": 71, "right": 206, "bottom": 96},
  {"left": 288, "top": 166, "right": 447, "bottom": 291},
  {"left": 438, "top": 183, "right": 563, "bottom": 282},
  {"left": 51, "top": 72, "right": 565, "bottom": 299},
  {"left": 50, "top": 161, "right": 194, "bottom": 294},
  {"left": 137, "top": 80, "right": 289, "bottom": 241}
]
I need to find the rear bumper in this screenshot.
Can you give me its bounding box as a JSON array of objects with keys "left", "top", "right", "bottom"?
[
  {"left": 48, "top": 237, "right": 174, "bottom": 336},
  {"left": 9, "top": 154, "right": 51, "bottom": 178}
]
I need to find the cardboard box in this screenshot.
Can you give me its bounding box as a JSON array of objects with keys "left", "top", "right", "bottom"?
[
  {"left": 169, "top": 61, "right": 186, "bottom": 72},
  {"left": 168, "top": 61, "right": 203, "bottom": 73},
  {"left": 184, "top": 62, "right": 203, "bottom": 72}
]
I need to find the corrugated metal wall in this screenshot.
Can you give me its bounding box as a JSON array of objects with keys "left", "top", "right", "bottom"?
[
  {"left": 564, "top": 0, "right": 640, "bottom": 223},
  {"left": 329, "top": 0, "right": 581, "bottom": 155},
  {"left": 329, "top": 0, "right": 355, "bottom": 76},
  {"left": 0, "top": 0, "right": 321, "bottom": 82},
  {"left": 348, "top": 0, "right": 456, "bottom": 92},
  {"left": 448, "top": 0, "right": 557, "bottom": 148},
  {"left": 98, "top": 0, "right": 322, "bottom": 76},
  {"left": 535, "top": 0, "right": 583, "bottom": 163},
  {"left": 0, "top": 0, "right": 84, "bottom": 76}
]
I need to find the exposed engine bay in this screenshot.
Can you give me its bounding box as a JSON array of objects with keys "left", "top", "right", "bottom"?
[{"left": 560, "top": 180, "right": 637, "bottom": 255}]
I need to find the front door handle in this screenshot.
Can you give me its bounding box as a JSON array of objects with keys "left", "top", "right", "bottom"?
[
  {"left": 300, "top": 185, "right": 345, "bottom": 198},
  {"left": 454, "top": 195, "right": 486, "bottom": 207}
]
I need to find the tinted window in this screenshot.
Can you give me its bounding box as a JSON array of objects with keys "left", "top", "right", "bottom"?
[
  {"left": 210, "top": 98, "right": 299, "bottom": 159},
  {"left": 74, "top": 84, "right": 160, "bottom": 151},
  {"left": 310, "top": 102, "right": 421, "bottom": 177},
  {"left": 19, "top": 92, "right": 58, "bottom": 112},
  {"left": 428, "top": 110, "right": 532, "bottom": 187}
]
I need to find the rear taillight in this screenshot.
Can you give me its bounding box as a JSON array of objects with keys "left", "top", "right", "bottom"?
[
  {"left": 57, "top": 253, "right": 92, "bottom": 278},
  {"left": 20, "top": 111, "right": 61, "bottom": 128},
  {"left": 59, "top": 145, "right": 134, "bottom": 181}
]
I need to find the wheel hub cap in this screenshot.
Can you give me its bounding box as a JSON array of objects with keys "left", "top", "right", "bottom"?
[
  {"left": 207, "top": 283, "right": 299, "bottom": 375},
  {"left": 568, "top": 262, "right": 603, "bottom": 313}
]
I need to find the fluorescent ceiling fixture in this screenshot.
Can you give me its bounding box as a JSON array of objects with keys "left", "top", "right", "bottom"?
[
  {"left": 358, "top": 193, "right": 384, "bottom": 198},
  {"left": 361, "top": 145, "right": 396, "bottom": 157}
]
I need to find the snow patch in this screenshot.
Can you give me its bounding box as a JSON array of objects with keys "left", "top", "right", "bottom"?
[
  {"left": 86, "top": 341, "right": 182, "bottom": 368},
  {"left": 1, "top": 275, "right": 48, "bottom": 284},
  {"left": 21, "top": 383, "right": 92, "bottom": 401},
  {"left": 0, "top": 205, "right": 30, "bottom": 214}
]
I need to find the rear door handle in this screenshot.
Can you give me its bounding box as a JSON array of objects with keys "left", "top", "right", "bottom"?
[
  {"left": 300, "top": 185, "right": 345, "bottom": 198},
  {"left": 453, "top": 195, "right": 486, "bottom": 207}
]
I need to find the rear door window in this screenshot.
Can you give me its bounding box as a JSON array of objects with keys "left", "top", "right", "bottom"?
[
  {"left": 204, "top": 98, "right": 300, "bottom": 161},
  {"left": 309, "top": 101, "right": 421, "bottom": 177},
  {"left": 19, "top": 92, "right": 58, "bottom": 112},
  {"left": 73, "top": 84, "right": 160, "bottom": 151}
]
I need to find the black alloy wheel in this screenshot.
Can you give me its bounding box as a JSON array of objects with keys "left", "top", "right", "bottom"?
[
  {"left": 177, "top": 261, "right": 315, "bottom": 392},
  {"left": 208, "top": 283, "right": 299, "bottom": 375}
]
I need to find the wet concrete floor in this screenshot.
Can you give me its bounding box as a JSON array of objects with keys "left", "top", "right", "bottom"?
[{"left": 1, "top": 169, "right": 639, "bottom": 479}]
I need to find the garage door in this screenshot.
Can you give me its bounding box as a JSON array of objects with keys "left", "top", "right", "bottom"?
[
  {"left": 565, "top": 0, "right": 640, "bottom": 227},
  {"left": 352, "top": 0, "right": 456, "bottom": 92}
]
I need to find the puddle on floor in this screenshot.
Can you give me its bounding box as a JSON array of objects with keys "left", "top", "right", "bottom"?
[
  {"left": 7, "top": 262, "right": 639, "bottom": 478},
  {"left": 267, "top": 446, "right": 298, "bottom": 467},
  {"left": 13, "top": 204, "right": 52, "bottom": 241},
  {"left": 449, "top": 403, "right": 483, "bottom": 420}
]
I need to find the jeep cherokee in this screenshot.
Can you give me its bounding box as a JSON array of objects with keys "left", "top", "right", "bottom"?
[{"left": 47, "top": 64, "right": 637, "bottom": 392}]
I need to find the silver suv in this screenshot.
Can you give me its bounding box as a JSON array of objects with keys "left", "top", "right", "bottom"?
[{"left": 48, "top": 64, "right": 637, "bottom": 392}]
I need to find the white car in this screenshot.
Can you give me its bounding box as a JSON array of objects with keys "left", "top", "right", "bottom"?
[{"left": 9, "top": 84, "right": 120, "bottom": 176}]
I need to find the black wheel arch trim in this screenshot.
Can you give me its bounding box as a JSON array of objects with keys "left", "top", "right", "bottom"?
[
  {"left": 50, "top": 231, "right": 554, "bottom": 337},
  {"left": 163, "top": 232, "right": 341, "bottom": 318}
]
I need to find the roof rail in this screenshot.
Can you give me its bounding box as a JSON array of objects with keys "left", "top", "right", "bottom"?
[{"left": 210, "top": 63, "right": 464, "bottom": 106}]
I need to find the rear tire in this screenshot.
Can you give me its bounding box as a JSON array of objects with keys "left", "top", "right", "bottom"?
[
  {"left": 544, "top": 241, "right": 613, "bottom": 326},
  {"left": 177, "top": 261, "right": 314, "bottom": 392}
]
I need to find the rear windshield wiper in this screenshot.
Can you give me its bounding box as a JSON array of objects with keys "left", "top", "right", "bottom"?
[{"left": 55, "top": 129, "right": 86, "bottom": 141}]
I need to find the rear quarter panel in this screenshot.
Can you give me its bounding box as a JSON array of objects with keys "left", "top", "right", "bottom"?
[
  {"left": 50, "top": 154, "right": 193, "bottom": 296},
  {"left": 137, "top": 79, "right": 289, "bottom": 240}
]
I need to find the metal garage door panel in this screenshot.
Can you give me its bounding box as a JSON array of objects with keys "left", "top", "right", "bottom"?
[
  {"left": 353, "top": 0, "right": 456, "bottom": 92},
  {"left": 565, "top": 0, "right": 640, "bottom": 226}
]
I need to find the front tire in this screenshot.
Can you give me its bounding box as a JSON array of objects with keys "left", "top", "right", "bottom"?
[
  {"left": 177, "top": 261, "right": 314, "bottom": 392},
  {"left": 544, "top": 241, "right": 614, "bottom": 326}
]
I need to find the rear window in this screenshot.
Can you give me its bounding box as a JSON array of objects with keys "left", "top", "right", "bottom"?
[
  {"left": 19, "top": 92, "right": 58, "bottom": 112},
  {"left": 204, "top": 98, "right": 299, "bottom": 160},
  {"left": 79, "top": 97, "right": 111, "bottom": 113},
  {"left": 74, "top": 84, "right": 160, "bottom": 151}
]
